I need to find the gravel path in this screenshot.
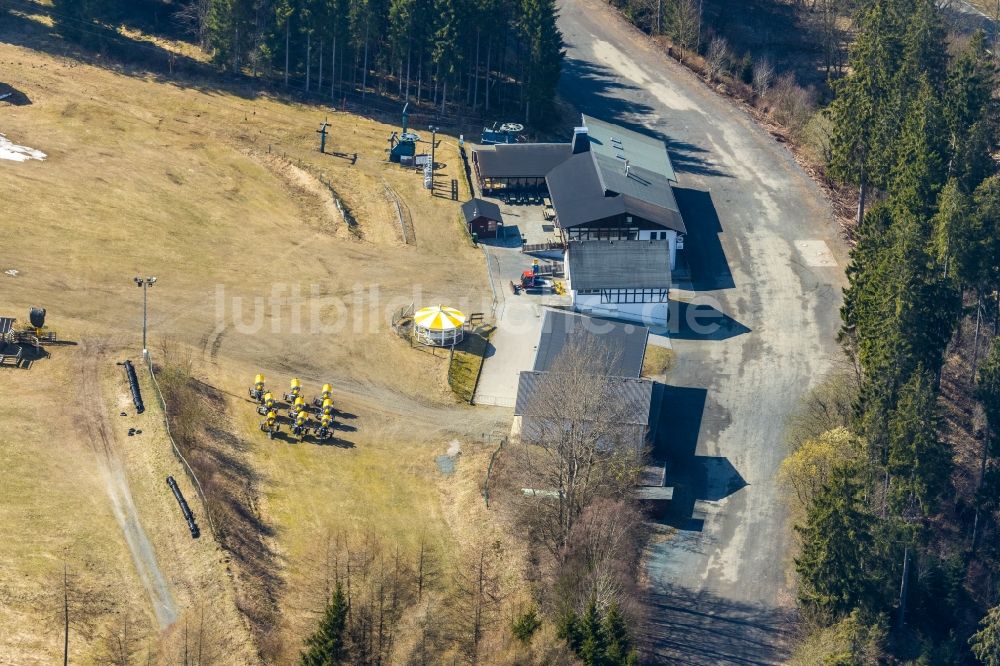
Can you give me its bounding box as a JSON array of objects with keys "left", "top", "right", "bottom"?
[
  {"left": 81, "top": 347, "right": 178, "bottom": 629},
  {"left": 556, "top": 0, "right": 846, "bottom": 661}
]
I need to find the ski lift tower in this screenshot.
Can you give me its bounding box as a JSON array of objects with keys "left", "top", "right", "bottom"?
[{"left": 390, "top": 103, "right": 421, "bottom": 163}]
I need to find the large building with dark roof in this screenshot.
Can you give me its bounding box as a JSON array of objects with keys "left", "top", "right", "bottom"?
[
  {"left": 531, "top": 307, "right": 650, "bottom": 375},
  {"left": 512, "top": 309, "right": 654, "bottom": 449},
  {"left": 472, "top": 143, "right": 571, "bottom": 191},
  {"left": 472, "top": 115, "right": 685, "bottom": 270},
  {"left": 566, "top": 239, "right": 672, "bottom": 325}
]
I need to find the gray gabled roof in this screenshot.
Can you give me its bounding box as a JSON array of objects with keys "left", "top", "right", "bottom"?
[
  {"left": 473, "top": 143, "right": 572, "bottom": 179},
  {"left": 567, "top": 240, "right": 672, "bottom": 291},
  {"left": 533, "top": 309, "right": 648, "bottom": 377},
  {"left": 476, "top": 116, "right": 685, "bottom": 233},
  {"left": 544, "top": 140, "right": 685, "bottom": 234},
  {"left": 461, "top": 198, "right": 503, "bottom": 224},
  {"left": 582, "top": 114, "right": 678, "bottom": 183},
  {"left": 515, "top": 371, "right": 654, "bottom": 426}
]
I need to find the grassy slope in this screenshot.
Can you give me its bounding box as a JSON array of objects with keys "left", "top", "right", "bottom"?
[
  {"left": 0, "top": 13, "right": 508, "bottom": 662},
  {"left": 0, "top": 350, "right": 145, "bottom": 664}
]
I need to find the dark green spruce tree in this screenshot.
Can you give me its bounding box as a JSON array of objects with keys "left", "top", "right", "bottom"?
[
  {"left": 795, "top": 464, "right": 879, "bottom": 620},
  {"left": 887, "top": 367, "right": 951, "bottom": 515},
  {"left": 519, "top": 0, "right": 564, "bottom": 124},
  {"left": 945, "top": 30, "right": 999, "bottom": 192},
  {"left": 602, "top": 603, "right": 638, "bottom": 666},
  {"left": 578, "top": 597, "right": 607, "bottom": 666},
  {"left": 826, "top": 0, "right": 908, "bottom": 225},
  {"left": 301, "top": 582, "right": 350, "bottom": 666}
]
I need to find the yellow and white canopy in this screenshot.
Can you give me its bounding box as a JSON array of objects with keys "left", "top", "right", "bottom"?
[{"left": 413, "top": 305, "right": 466, "bottom": 331}]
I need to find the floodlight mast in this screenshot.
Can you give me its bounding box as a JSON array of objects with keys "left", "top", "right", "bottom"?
[
  {"left": 428, "top": 125, "right": 439, "bottom": 194},
  {"left": 134, "top": 276, "right": 157, "bottom": 359}
]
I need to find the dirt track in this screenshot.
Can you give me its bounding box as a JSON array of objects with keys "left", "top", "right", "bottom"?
[{"left": 79, "top": 344, "right": 178, "bottom": 629}]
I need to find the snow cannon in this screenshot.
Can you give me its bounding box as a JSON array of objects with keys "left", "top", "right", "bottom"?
[
  {"left": 249, "top": 373, "right": 266, "bottom": 402},
  {"left": 313, "top": 383, "right": 333, "bottom": 407},
  {"left": 291, "top": 410, "right": 310, "bottom": 442},
  {"left": 289, "top": 395, "right": 306, "bottom": 419},
  {"left": 256, "top": 391, "right": 275, "bottom": 415},
  {"left": 260, "top": 410, "right": 280, "bottom": 439},
  {"left": 283, "top": 377, "right": 302, "bottom": 402},
  {"left": 315, "top": 413, "right": 334, "bottom": 441}
]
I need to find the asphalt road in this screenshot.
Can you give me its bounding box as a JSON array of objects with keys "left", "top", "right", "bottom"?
[{"left": 556, "top": 0, "right": 847, "bottom": 662}]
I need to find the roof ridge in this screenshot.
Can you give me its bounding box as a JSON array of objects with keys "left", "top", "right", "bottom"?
[{"left": 590, "top": 149, "right": 608, "bottom": 194}]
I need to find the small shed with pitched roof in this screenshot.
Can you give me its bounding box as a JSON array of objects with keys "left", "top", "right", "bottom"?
[{"left": 461, "top": 198, "right": 504, "bottom": 239}]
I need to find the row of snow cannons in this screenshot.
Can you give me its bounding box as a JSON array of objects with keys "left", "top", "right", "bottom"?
[{"left": 249, "top": 375, "right": 336, "bottom": 443}]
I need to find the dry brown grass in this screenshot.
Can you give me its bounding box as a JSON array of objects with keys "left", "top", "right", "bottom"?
[
  {"left": 641, "top": 345, "right": 675, "bottom": 378},
  {"left": 0, "top": 15, "right": 516, "bottom": 662},
  {"left": 0, "top": 346, "right": 145, "bottom": 664}
]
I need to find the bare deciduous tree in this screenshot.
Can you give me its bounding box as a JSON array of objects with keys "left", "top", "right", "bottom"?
[
  {"left": 706, "top": 36, "right": 731, "bottom": 82},
  {"left": 98, "top": 605, "right": 148, "bottom": 666},
  {"left": 299, "top": 529, "right": 422, "bottom": 665},
  {"left": 450, "top": 539, "right": 506, "bottom": 664},
  {"left": 555, "top": 499, "right": 646, "bottom": 614},
  {"left": 752, "top": 56, "right": 775, "bottom": 98},
  {"left": 668, "top": 0, "right": 701, "bottom": 54},
  {"left": 50, "top": 561, "right": 109, "bottom": 666},
  {"left": 507, "top": 341, "right": 644, "bottom": 560},
  {"left": 173, "top": 0, "right": 211, "bottom": 49},
  {"left": 769, "top": 73, "right": 818, "bottom": 136}
]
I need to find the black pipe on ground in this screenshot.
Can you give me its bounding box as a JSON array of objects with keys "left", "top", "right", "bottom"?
[
  {"left": 166, "top": 476, "right": 200, "bottom": 538},
  {"left": 123, "top": 360, "right": 144, "bottom": 414}
]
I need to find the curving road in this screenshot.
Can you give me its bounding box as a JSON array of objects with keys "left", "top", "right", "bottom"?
[{"left": 556, "top": 0, "right": 847, "bottom": 662}]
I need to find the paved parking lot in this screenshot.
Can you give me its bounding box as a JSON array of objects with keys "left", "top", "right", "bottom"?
[{"left": 473, "top": 242, "right": 570, "bottom": 406}]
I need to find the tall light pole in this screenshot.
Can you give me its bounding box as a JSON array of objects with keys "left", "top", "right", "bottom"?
[
  {"left": 428, "top": 125, "right": 438, "bottom": 194},
  {"left": 133, "top": 276, "right": 157, "bottom": 359}
]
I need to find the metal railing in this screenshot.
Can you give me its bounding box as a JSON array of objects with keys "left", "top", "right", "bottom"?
[
  {"left": 472, "top": 394, "right": 516, "bottom": 408},
  {"left": 144, "top": 355, "right": 218, "bottom": 539}
]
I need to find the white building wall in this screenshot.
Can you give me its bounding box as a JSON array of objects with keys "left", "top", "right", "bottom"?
[
  {"left": 637, "top": 229, "right": 678, "bottom": 269},
  {"left": 571, "top": 292, "right": 668, "bottom": 326}
]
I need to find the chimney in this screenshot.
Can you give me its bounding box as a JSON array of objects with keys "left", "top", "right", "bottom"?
[
  {"left": 624, "top": 159, "right": 630, "bottom": 177},
  {"left": 572, "top": 126, "right": 590, "bottom": 154}
]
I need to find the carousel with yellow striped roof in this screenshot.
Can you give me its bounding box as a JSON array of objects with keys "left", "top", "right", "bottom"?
[{"left": 413, "top": 305, "right": 466, "bottom": 346}]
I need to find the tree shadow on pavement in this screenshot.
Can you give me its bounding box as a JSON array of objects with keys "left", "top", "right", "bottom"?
[
  {"left": 668, "top": 301, "right": 750, "bottom": 341},
  {"left": 558, "top": 57, "right": 729, "bottom": 178},
  {"left": 639, "top": 584, "right": 798, "bottom": 665},
  {"left": 674, "top": 187, "right": 735, "bottom": 290},
  {"left": 649, "top": 385, "right": 747, "bottom": 531},
  {"left": 477, "top": 224, "right": 524, "bottom": 249}
]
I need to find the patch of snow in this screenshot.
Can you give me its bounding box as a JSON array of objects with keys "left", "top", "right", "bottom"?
[{"left": 0, "top": 133, "right": 45, "bottom": 162}]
